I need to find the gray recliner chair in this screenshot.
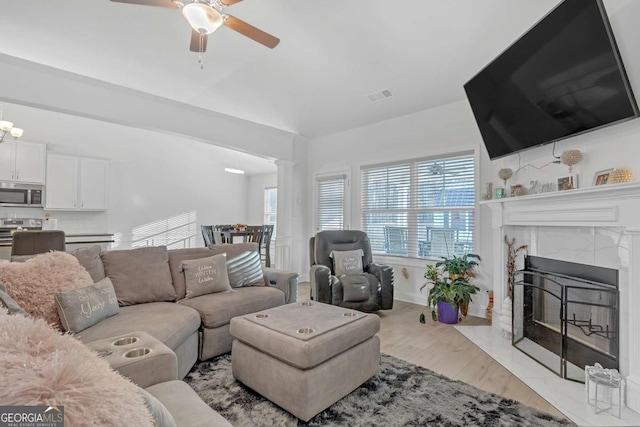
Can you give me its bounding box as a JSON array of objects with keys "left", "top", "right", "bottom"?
[{"left": 309, "top": 230, "right": 394, "bottom": 312}]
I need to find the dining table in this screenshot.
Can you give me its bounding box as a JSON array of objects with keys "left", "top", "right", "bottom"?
[{"left": 220, "top": 230, "right": 254, "bottom": 244}]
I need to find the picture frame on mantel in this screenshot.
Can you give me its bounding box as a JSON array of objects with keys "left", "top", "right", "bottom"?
[
  {"left": 593, "top": 168, "right": 613, "bottom": 186},
  {"left": 557, "top": 175, "right": 577, "bottom": 191}
]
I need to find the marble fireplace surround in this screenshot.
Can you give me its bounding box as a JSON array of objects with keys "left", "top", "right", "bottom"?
[{"left": 482, "top": 182, "right": 640, "bottom": 413}]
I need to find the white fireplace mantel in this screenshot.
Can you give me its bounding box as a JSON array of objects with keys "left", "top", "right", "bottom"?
[{"left": 479, "top": 181, "right": 640, "bottom": 413}]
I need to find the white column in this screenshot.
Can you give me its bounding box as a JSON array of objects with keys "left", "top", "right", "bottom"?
[
  {"left": 275, "top": 159, "right": 294, "bottom": 271},
  {"left": 487, "top": 202, "right": 507, "bottom": 331},
  {"left": 625, "top": 229, "right": 640, "bottom": 412}
]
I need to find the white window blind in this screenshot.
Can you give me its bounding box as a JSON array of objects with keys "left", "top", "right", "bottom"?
[
  {"left": 315, "top": 175, "right": 346, "bottom": 231},
  {"left": 361, "top": 153, "right": 475, "bottom": 259}
]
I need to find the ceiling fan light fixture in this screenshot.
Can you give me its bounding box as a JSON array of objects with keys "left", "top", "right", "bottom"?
[
  {"left": 182, "top": 3, "right": 223, "bottom": 35},
  {"left": 10, "top": 128, "right": 23, "bottom": 138}
]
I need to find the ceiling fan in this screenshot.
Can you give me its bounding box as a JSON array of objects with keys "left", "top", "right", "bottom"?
[{"left": 111, "top": 0, "right": 280, "bottom": 55}]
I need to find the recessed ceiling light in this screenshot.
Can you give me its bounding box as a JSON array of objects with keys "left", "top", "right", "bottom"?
[{"left": 225, "top": 168, "right": 245, "bottom": 175}]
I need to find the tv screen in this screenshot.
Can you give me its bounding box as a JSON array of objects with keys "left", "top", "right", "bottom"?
[{"left": 464, "top": 0, "right": 639, "bottom": 160}]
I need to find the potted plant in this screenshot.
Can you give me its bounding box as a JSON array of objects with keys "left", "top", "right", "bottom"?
[
  {"left": 419, "top": 259, "right": 480, "bottom": 324},
  {"left": 436, "top": 253, "right": 481, "bottom": 280},
  {"left": 436, "top": 253, "right": 481, "bottom": 316}
]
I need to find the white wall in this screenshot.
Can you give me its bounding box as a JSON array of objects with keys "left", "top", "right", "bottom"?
[
  {"left": 305, "top": 100, "right": 481, "bottom": 311},
  {"left": 2, "top": 107, "right": 253, "bottom": 250},
  {"left": 246, "top": 173, "right": 277, "bottom": 225},
  {"left": 478, "top": 0, "right": 640, "bottom": 314},
  {"left": 302, "top": 0, "right": 640, "bottom": 317}
]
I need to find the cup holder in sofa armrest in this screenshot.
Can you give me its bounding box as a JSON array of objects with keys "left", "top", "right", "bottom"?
[
  {"left": 124, "top": 348, "right": 152, "bottom": 358},
  {"left": 113, "top": 337, "right": 139, "bottom": 346}
]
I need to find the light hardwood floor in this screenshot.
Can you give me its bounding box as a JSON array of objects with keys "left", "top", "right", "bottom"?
[{"left": 297, "top": 282, "right": 566, "bottom": 420}]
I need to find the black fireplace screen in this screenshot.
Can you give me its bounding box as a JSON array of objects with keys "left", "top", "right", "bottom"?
[{"left": 513, "top": 256, "right": 619, "bottom": 382}]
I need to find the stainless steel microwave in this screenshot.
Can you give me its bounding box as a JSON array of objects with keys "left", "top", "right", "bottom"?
[{"left": 0, "top": 183, "right": 44, "bottom": 207}]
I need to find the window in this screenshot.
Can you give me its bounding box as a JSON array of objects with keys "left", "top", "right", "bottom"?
[
  {"left": 361, "top": 153, "right": 475, "bottom": 259},
  {"left": 264, "top": 187, "right": 277, "bottom": 232},
  {"left": 315, "top": 175, "right": 346, "bottom": 231}
]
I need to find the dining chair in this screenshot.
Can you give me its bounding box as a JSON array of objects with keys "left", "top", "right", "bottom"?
[
  {"left": 201, "top": 225, "right": 214, "bottom": 246},
  {"left": 213, "top": 225, "right": 233, "bottom": 243},
  {"left": 260, "top": 225, "right": 274, "bottom": 267},
  {"left": 11, "top": 230, "right": 66, "bottom": 256},
  {"left": 245, "top": 226, "right": 263, "bottom": 244}
]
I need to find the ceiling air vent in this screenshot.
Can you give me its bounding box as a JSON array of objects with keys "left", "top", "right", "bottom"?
[{"left": 366, "top": 89, "right": 393, "bottom": 103}]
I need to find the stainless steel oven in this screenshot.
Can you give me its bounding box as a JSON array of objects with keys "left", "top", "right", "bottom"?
[
  {"left": 0, "top": 218, "right": 43, "bottom": 243},
  {"left": 0, "top": 183, "right": 44, "bottom": 207}
]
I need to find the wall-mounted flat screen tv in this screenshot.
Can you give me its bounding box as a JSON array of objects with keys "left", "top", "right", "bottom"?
[{"left": 464, "top": 0, "right": 639, "bottom": 160}]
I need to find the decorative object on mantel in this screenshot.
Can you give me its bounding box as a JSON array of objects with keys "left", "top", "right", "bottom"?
[
  {"left": 557, "top": 175, "right": 577, "bottom": 191},
  {"left": 510, "top": 184, "right": 527, "bottom": 197},
  {"left": 0, "top": 104, "right": 24, "bottom": 143},
  {"left": 585, "top": 363, "right": 624, "bottom": 418},
  {"left": 561, "top": 149, "right": 583, "bottom": 189},
  {"left": 484, "top": 182, "right": 493, "bottom": 200},
  {"left": 609, "top": 168, "right": 634, "bottom": 184},
  {"left": 494, "top": 187, "right": 505, "bottom": 199},
  {"left": 593, "top": 169, "right": 613, "bottom": 186},
  {"left": 498, "top": 168, "right": 513, "bottom": 196},
  {"left": 528, "top": 180, "right": 557, "bottom": 194}
]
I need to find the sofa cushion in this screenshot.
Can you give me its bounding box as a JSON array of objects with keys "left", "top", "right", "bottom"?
[
  {"left": 69, "top": 245, "right": 106, "bottom": 283},
  {"left": 0, "top": 313, "right": 154, "bottom": 427},
  {"left": 146, "top": 380, "right": 232, "bottom": 427},
  {"left": 330, "top": 249, "right": 364, "bottom": 276},
  {"left": 8, "top": 254, "right": 35, "bottom": 262},
  {"left": 76, "top": 302, "right": 201, "bottom": 352},
  {"left": 136, "top": 386, "right": 177, "bottom": 427},
  {"left": 208, "top": 243, "right": 265, "bottom": 287},
  {"left": 55, "top": 277, "right": 119, "bottom": 333},
  {"left": 178, "top": 287, "right": 284, "bottom": 329},
  {"left": 168, "top": 248, "right": 213, "bottom": 300},
  {"left": 0, "top": 251, "right": 93, "bottom": 330},
  {"left": 181, "top": 254, "right": 231, "bottom": 299},
  {"left": 101, "top": 246, "right": 176, "bottom": 306}
]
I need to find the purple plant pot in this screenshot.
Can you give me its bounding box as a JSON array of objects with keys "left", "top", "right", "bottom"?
[{"left": 437, "top": 301, "right": 459, "bottom": 324}]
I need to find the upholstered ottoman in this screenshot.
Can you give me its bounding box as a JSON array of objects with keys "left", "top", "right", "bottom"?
[{"left": 229, "top": 301, "right": 380, "bottom": 421}]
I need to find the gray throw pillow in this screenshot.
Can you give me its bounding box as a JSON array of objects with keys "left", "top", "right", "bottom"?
[
  {"left": 0, "top": 281, "right": 29, "bottom": 316},
  {"left": 136, "top": 386, "right": 177, "bottom": 427},
  {"left": 101, "top": 246, "right": 176, "bottom": 306},
  {"left": 54, "top": 277, "right": 119, "bottom": 333},
  {"left": 181, "top": 253, "right": 232, "bottom": 299},
  {"left": 330, "top": 249, "right": 364, "bottom": 276},
  {"left": 226, "top": 249, "right": 265, "bottom": 287},
  {"left": 69, "top": 245, "right": 106, "bottom": 283},
  {"left": 341, "top": 275, "right": 371, "bottom": 302}
]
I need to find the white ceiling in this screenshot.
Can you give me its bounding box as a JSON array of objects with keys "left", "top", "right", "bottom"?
[
  {"left": 0, "top": 0, "right": 558, "bottom": 137},
  {"left": 0, "top": 0, "right": 562, "bottom": 141}
]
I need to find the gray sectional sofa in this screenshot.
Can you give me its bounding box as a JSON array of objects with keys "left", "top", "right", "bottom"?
[{"left": 2, "top": 241, "right": 299, "bottom": 426}]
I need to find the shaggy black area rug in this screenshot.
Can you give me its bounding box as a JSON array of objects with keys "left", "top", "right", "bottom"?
[{"left": 184, "top": 353, "right": 573, "bottom": 427}]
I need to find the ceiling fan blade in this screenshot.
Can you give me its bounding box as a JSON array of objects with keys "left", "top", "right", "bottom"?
[
  {"left": 219, "top": 0, "right": 244, "bottom": 5},
  {"left": 224, "top": 15, "right": 280, "bottom": 49},
  {"left": 111, "top": 0, "right": 178, "bottom": 8},
  {"left": 190, "top": 30, "right": 208, "bottom": 53}
]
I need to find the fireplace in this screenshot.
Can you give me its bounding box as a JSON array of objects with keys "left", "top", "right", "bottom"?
[
  {"left": 513, "top": 255, "right": 619, "bottom": 382},
  {"left": 481, "top": 183, "right": 640, "bottom": 412}
]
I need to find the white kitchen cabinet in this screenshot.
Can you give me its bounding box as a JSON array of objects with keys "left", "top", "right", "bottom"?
[
  {"left": 45, "top": 154, "right": 109, "bottom": 211},
  {"left": 79, "top": 158, "right": 109, "bottom": 210},
  {"left": 0, "top": 141, "right": 46, "bottom": 184}
]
